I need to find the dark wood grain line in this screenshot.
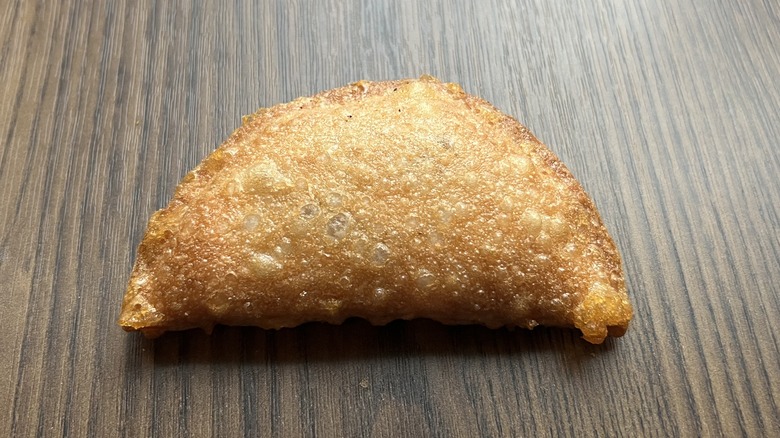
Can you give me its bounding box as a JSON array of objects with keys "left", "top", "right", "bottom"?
[
  {"left": 236, "top": 331, "right": 270, "bottom": 436},
  {"left": 267, "top": 334, "right": 283, "bottom": 438},
  {"left": 179, "top": 345, "right": 194, "bottom": 438}
]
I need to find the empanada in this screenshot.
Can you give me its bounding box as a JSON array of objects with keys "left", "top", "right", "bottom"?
[{"left": 119, "top": 76, "right": 632, "bottom": 343}]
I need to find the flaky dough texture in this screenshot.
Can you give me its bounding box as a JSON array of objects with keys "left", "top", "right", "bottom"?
[{"left": 119, "top": 76, "right": 632, "bottom": 343}]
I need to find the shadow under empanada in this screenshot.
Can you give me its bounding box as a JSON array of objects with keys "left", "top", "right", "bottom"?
[{"left": 143, "top": 318, "right": 616, "bottom": 367}]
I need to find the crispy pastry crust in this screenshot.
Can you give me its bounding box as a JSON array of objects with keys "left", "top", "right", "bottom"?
[{"left": 119, "top": 76, "right": 632, "bottom": 343}]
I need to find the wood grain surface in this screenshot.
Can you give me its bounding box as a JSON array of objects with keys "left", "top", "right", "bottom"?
[{"left": 2, "top": 0, "right": 779, "bottom": 436}]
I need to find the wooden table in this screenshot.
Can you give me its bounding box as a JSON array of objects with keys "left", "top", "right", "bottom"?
[{"left": 2, "top": 1, "right": 778, "bottom": 436}]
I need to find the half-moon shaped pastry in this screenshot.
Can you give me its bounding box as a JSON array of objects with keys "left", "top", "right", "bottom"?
[{"left": 119, "top": 76, "right": 632, "bottom": 343}]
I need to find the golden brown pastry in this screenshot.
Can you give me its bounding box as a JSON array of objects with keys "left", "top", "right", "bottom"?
[{"left": 119, "top": 75, "right": 632, "bottom": 343}]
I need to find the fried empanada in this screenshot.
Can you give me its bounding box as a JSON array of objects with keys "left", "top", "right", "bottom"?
[{"left": 119, "top": 76, "right": 632, "bottom": 343}]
